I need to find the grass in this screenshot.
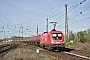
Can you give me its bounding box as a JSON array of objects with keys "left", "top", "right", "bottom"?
[
  {"left": 67, "top": 42, "right": 90, "bottom": 52},
  {"left": 0, "top": 44, "right": 62, "bottom": 60}
]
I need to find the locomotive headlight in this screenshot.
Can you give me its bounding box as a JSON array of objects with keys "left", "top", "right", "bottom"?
[
  {"left": 51, "top": 41, "right": 54, "bottom": 44},
  {"left": 62, "top": 40, "right": 64, "bottom": 43}
]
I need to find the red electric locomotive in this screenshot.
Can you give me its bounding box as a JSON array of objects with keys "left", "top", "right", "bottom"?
[
  {"left": 39, "top": 29, "right": 65, "bottom": 50},
  {"left": 20, "top": 22, "right": 65, "bottom": 51}
]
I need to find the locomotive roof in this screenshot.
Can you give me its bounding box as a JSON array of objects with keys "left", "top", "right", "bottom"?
[
  {"left": 49, "top": 29, "right": 62, "bottom": 33},
  {"left": 42, "top": 29, "right": 63, "bottom": 35}
]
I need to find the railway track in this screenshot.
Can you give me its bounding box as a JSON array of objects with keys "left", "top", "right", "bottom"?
[
  {"left": 3, "top": 43, "right": 89, "bottom": 60},
  {"left": 64, "top": 52, "right": 90, "bottom": 60},
  {"left": 0, "top": 44, "right": 18, "bottom": 58},
  {"left": 24, "top": 44, "right": 90, "bottom": 60},
  {"left": 40, "top": 48, "right": 90, "bottom": 60}
]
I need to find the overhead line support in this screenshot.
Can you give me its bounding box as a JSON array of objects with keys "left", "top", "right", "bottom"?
[
  {"left": 46, "top": 18, "right": 48, "bottom": 32},
  {"left": 65, "top": 4, "right": 68, "bottom": 42}
]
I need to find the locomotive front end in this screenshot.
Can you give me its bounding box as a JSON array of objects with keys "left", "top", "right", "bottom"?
[{"left": 49, "top": 30, "right": 65, "bottom": 50}]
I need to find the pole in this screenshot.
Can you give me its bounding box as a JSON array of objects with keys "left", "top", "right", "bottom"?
[
  {"left": 37, "top": 25, "right": 38, "bottom": 36},
  {"left": 2, "top": 26, "right": 5, "bottom": 39},
  {"left": 65, "top": 4, "right": 68, "bottom": 42},
  {"left": 19, "top": 30, "right": 20, "bottom": 40},
  {"left": 37, "top": 19, "right": 38, "bottom": 36},
  {"left": 46, "top": 18, "right": 48, "bottom": 32},
  {"left": 21, "top": 25, "right": 23, "bottom": 40}
]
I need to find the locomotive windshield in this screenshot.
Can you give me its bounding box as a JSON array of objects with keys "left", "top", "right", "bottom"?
[{"left": 52, "top": 34, "right": 62, "bottom": 40}]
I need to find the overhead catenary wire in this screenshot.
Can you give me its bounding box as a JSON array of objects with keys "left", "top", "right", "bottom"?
[
  {"left": 21, "top": 0, "right": 67, "bottom": 25},
  {"left": 0, "top": 9, "right": 26, "bottom": 37},
  {"left": 38, "top": 0, "right": 88, "bottom": 34},
  {"left": 0, "top": 10, "right": 17, "bottom": 31},
  {"left": 14, "top": 0, "right": 67, "bottom": 36},
  {"left": 48, "top": 0, "right": 67, "bottom": 19},
  {"left": 0, "top": 19, "right": 21, "bottom": 37},
  {"left": 72, "top": 24, "right": 90, "bottom": 29},
  {"left": 69, "top": 17, "right": 90, "bottom": 25},
  {"left": 22, "top": 0, "right": 67, "bottom": 33},
  {"left": 21, "top": 0, "right": 70, "bottom": 35},
  {"left": 0, "top": 19, "right": 18, "bottom": 38},
  {"left": 49, "top": 0, "right": 87, "bottom": 21},
  {"left": 0, "top": 0, "right": 89, "bottom": 37},
  {"left": 68, "top": 18, "right": 90, "bottom": 32},
  {"left": 0, "top": 11, "right": 13, "bottom": 27},
  {"left": 69, "top": 5, "right": 90, "bottom": 21},
  {"left": 7, "top": 0, "right": 83, "bottom": 34},
  {"left": 53, "top": 0, "right": 88, "bottom": 29},
  {"left": 18, "top": 0, "right": 89, "bottom": 36},
  {"left": 23, "top": 20, "right": 46, "bottom": 33},
  {"left": 0, "top": 11, "right": 9, "bottom": 22}
]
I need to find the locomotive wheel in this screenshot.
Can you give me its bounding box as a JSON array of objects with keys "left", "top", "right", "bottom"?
[
  {"left": 58, "top": 47, "right": 65, "bottom": 51},
  {"left": 42, "top": 45, "right": 45, "bottom": 49},
  {"left": 52, "top": 47, "right": 57, "bottom": 51},
  {"left": 46, "top": 47, "right": 53, "bottom": 51}
]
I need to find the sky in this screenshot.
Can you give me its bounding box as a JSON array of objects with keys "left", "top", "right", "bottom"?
[{"left": 0, "top": 0, "right": 90, "bottom": 39}]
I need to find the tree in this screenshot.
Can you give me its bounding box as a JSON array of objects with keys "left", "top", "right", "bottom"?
[
  {"left": 68, "top": 30, "right": 74, "bottom": 41},
  {"left": 74, "top": 34, "right": 78, "bottom": 42},
  {"left": 69, "top": 29, "right": 90, "bottom": 43},
  {"left": 83, "top": 30, "right": 87, "bottom": 42},
  {"left": 76, "top": 30, "right": 87, "bottom": 43},
  {"left": 87, "top": 29, "right": 90, "bottom": 42}
]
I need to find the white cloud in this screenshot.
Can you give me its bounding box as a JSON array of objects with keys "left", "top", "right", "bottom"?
[{"left": 7, "top": 0, "right": 27, "bottom": 7}]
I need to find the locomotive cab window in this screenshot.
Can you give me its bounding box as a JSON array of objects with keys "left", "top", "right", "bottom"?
[
  {"left": 58, "top": 34, "right": 62, "bottom": 40},
  {"left": 52, "top": 34, "right": 62, "bottom": 40}
]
